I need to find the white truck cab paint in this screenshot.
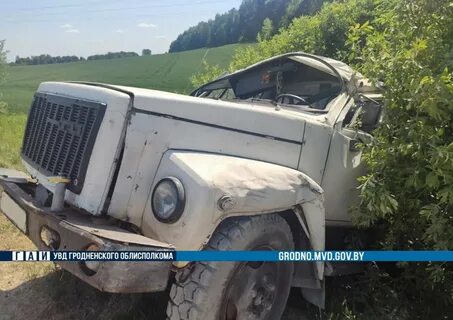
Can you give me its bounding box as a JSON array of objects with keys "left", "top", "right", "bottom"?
[{"left": 0, "top": 52, "right": 383, "bottom": 319}]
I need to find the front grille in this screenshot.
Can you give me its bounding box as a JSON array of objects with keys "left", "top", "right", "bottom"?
[{"left": 22, "top": 93, "right": 106, "bottom": 194}]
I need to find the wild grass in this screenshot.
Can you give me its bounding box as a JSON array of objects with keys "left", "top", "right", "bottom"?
[
  {"left": 0, "top": 113, "right": 26, "bottom": 169},
  {"left": 0, "top": 44, "right": 244, "bottom": 113}
]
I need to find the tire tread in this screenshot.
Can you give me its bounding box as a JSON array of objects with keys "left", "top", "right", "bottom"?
[{"left": 166, "top": 215, "right": 291, "bottom": 320}]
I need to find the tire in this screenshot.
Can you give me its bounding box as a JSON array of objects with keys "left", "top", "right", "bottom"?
[{"left": 166, "top": 214, "right": 294, "bottom": 320}]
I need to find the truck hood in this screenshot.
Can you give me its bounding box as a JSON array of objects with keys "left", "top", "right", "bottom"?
[{"left": 83, "top": 83, "right": 318, "bottom": 145}]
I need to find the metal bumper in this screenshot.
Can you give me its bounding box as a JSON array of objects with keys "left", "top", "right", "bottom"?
[{"left": 0, "top": 179, "right": 174, "bottom": 293}]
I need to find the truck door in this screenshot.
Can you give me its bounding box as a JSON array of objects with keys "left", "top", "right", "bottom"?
[{"left": 321, "top": 95, "right": 383, "bottom": 224}]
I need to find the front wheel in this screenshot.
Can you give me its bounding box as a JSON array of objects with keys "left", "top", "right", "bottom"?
[{"left": 166, "top": 214, "right": 294, "bottom": 320}]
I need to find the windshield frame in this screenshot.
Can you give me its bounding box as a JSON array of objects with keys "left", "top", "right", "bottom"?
[{"left": 190, "top": 52, "right": 347, "bottom": 112}]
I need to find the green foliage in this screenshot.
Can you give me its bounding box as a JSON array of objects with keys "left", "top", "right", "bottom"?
[
  {"left": 141, "top": 49, "right": 152, "bottom": 56},
  {"left": 0, "top": 40, "right": 7, "bottom": 114},
  {"left": 0, "top": 114, "right": 26, "bottom": 169},
  {"left": 345, "top": 0, "right": 453, "bottom": 317},
  {"left": 0, "top": 41, "right": 25, "bottom": 168},
  {"left": 14, "top": 51, "right": 143, "bottom": 66},
  {"left": 1, "top": 44, "right": 243, "bottom": 113},
  {"left": 228, "top": 0, "right": 377, "bottom": 70},
  {"left": 350, "top": 0, "right": 453, "bottom": 296},
  {"left": 190, "top": 61, "right": 225, "bottom": 89},
  {"left": 0, "top": 40, "right": 6, "bottom": 80},
  {"left": 169, "top": 0, "right": 327, "bottom": 53},
  {"left": 280, "top": 0, "right": 327, "bottom": 28},
  {"left": 257, "top": 18, "right": 274, "bottom": 41},
  {"left": 321, "top": 263, "right": 453, "bottom": 320},
  {"left": 353, "top": 0, "right": 453, "bottom": 244},
  {"left": 86, "top": 51, "right": 139, "bottom": 61},
  {"left": 15, "top": 54, "right": 83, "bottom": 65}
]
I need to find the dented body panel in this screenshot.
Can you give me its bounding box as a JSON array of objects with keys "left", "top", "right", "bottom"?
[{"left": 140, "top": 151, "right": 325, "bottom": 250}]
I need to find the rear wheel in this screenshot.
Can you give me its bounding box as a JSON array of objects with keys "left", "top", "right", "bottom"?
[{"left": 166, "top": 214, "right": 294, "bottom": 320}]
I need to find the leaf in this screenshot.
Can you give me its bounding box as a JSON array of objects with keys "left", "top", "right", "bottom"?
[{"left": 425, "top": 172, "right": 440, "bottom": 188}]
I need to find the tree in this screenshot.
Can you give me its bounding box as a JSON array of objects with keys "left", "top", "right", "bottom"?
[
  {"left": 169, "top": 0, "right": 326, "bottom": 52},
  {"left": 142, "top": 49, "right": 152, "bottom": 56},
  {"left": 14, "top": 54, "right": 82, "bottom": 65},
  {"left": 256, "top": 18, "right": 274, "bottom": 41},
  {"left": 87, "top": 51, "right": 138, "bottom": 61}
]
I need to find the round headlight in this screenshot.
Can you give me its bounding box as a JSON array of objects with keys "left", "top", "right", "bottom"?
[{"left": 152, "top": 177, "right": 185, "bottom": 223}]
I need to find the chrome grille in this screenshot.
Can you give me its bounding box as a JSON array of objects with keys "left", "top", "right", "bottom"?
[{"left": 22, "top": 93, "right": 106, "bottom": 194}]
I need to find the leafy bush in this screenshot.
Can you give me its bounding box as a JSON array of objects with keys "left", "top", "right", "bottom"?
[
  {"left": 229, "top": 0, "right": 377, "bottom": 71},
  {"left": 352, "top": 0, "right": 453, "bottom": 250},
  {"left": 349, "top": 0, "right": 453, "bottom": 316},
  {"left": 0, "top": 40, "right": 25, "bottom": 169},
  {"left": 190, "top": 61, "right": 225, "bottom": 89}
]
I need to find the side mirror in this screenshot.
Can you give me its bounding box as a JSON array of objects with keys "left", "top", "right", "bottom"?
[{"left": 348, "top": 132, "right": 372, "bottom": 152}]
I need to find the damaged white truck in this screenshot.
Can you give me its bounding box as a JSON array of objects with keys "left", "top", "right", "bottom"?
[{"left": 0, "top": 53, "right": 382, "bottom": 320}]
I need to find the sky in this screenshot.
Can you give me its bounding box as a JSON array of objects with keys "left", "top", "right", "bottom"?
[{"left": 0, "top": 0, "right": 242, "bottom": 62}]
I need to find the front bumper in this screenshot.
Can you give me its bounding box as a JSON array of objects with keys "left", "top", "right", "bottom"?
[{"left": 0, "top": 179, "right": 174, "bottom": 293}]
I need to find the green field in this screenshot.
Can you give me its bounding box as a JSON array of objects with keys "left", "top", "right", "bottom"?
[
  {"left": 0, "top": 44, "right": 244, "bottom": 168},
  {"left": 1, "top": 43, "right": 243, "bottom": 113}
]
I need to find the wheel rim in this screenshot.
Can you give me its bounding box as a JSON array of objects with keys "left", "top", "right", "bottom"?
[{"left": 221, "top": 247, "right": 284, "bottom": 320}]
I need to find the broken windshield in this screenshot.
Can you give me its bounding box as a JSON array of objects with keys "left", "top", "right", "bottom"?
[{"left": 191, "top": 54, "right": 344, "bottom": 111}]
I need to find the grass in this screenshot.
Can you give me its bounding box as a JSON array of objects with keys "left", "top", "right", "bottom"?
[
  {"left": 0, "top": 44, "right": 244, "bottom": 113},
  {"left": 0, "top": 113, "right": 26, "bottom": 169}
]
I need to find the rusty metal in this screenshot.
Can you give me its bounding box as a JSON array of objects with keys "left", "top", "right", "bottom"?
[
  {"left": 49, "top": 176, "right": 70, "bottom": 212},
  {"left": 0, "top": 179, "right": 173, "bottom": 293}
]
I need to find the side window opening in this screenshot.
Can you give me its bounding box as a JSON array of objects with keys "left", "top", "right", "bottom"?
[{"left": 343, "top": 95, "right": 384, "bottom": 133}]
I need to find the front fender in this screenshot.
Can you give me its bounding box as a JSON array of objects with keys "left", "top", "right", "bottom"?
[{"left": 141, "top": 151, "right": 325, "bottom": 276}]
